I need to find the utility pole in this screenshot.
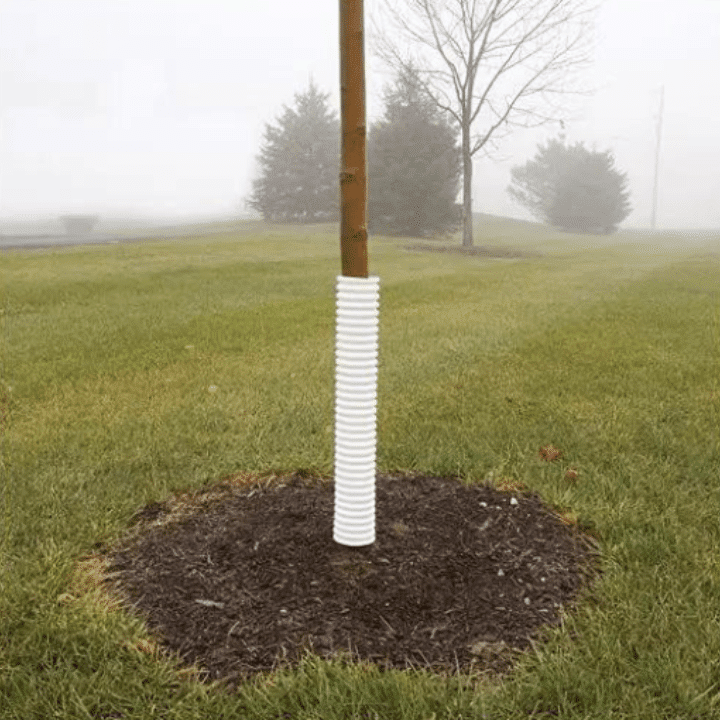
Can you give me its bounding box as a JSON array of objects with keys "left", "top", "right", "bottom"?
[{"left": 651, "top": 85, "right": 664, "bottom": 231}]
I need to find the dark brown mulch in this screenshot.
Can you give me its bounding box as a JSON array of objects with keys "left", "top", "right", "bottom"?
[
  {"left": 99, "top": 472, "right": 600, "bottom": 692},
  {"left": 404, "top": 242, "right": 544, "bottom": 258}
]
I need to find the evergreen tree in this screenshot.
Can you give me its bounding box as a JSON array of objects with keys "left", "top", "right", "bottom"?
[
  {"left": 249, "top": 81, "right": 339, "bottom": 223},
  {"left": 508, "top": 137, "right": 632, "bottom": 234},
  {"left": 368, "top": 65, "right": 461, "bottom": 238}
]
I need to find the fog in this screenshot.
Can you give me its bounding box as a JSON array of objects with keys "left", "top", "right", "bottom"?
[{"left": 1, "top": 0, "right": 719, "bottom": 232}]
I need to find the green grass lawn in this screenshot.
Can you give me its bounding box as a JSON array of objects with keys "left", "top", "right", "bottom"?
[{"left": 1, "top": 219, "right": 719, "bottom": 719}]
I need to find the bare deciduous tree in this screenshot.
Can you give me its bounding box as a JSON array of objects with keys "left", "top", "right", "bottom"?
[{"left": 371, "top": 0, "right": 597, "bottom": 246}]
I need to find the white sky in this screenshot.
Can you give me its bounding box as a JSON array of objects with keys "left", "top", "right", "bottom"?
[{"left": 1, "top": 0, "right": 719, "bottom": 229}]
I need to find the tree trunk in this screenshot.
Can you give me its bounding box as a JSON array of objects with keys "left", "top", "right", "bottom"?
[
  {"left": 339, "top": 0, "right": 368, "bottom": 277},
  {"left": 461, "top": 121, "right": 473, "bottom": 247}
]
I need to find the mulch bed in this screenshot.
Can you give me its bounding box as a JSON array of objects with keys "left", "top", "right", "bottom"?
[
  {"left": 98, "top": 472, "right": 600, "bottom": 692},
  {"left": 404, "top": 242, "right": 543, "bottom": 258}
]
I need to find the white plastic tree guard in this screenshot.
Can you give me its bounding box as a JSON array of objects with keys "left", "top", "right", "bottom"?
[{"left": 333, "top": 274, "right": 380, "bottom": 546}]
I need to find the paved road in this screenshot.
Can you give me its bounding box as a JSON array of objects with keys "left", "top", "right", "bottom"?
[
  {"left": 0, "top": 225, "right": 232, "bottom": 252},
  {"left": 0, "top": 233, "right": 147, "bottom": 251}
]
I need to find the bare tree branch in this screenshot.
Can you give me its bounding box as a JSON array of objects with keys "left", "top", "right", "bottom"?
[{"left": 370, "top": 0, "right": 598, "bottom": 245}]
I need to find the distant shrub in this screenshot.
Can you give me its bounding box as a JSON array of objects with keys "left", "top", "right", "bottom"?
[
  {"left": 59, "top": 215, "right": 99, "bottom": 234},
  {"left": 508, "top": 137, "right": 632, "bottom": 234}
]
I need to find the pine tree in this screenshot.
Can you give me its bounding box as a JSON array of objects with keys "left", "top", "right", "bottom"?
[
  {"left": 508, "top": 137, "right": 632, "bottom": 234},
  {"left": 249, "top": 81, "right": 340, "bottom": 223},
  {"left": 368, "top": 65, "right": 461, "bottom": 238}
]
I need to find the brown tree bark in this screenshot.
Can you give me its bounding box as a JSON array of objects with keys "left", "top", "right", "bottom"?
[
  {"left": 461, "top": 118, "right": 473, "bottom": 247},
  {"left": 339, "top": 0, "right": 368, "bottom": 278}
]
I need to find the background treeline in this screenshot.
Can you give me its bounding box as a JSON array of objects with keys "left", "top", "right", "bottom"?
[{"left": 249, "top": 71, "right": 631, "bottom": 237}]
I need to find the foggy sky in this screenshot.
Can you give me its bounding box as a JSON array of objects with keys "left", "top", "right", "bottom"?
[{"left": 1, "top": 0, "right": 719, "bottom": 229}]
